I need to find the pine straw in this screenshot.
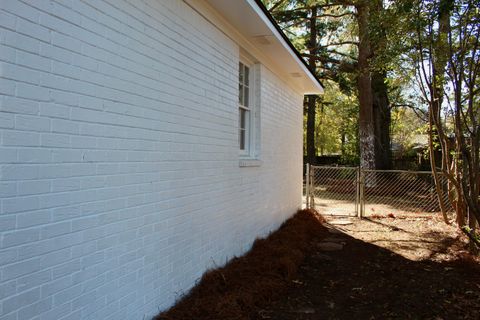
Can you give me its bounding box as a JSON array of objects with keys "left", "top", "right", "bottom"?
[{"left": 154, "top": 209, "right": 326, "bottom": 320}]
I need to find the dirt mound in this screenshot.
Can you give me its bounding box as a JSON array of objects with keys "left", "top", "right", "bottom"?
[{"left": 154, "top": 209, "right": 326, "bottom": 320}]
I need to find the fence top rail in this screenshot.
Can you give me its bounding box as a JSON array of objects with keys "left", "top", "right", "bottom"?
[
  {"left": 309, "top": 165, "right": 359, "bottom": 170},
  {"left": 362, "top": 169, "right": 434, "bottom": 174},
  {"left": 308, "top": 165, "right": 434, "bottom": 175}
]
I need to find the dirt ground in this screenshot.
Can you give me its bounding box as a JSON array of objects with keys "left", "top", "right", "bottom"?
[
  {"left": 260, "top": 214, "right": 480, "bottom": 320},
  {"left": 157, "top": 210, "right": 480, "bottom": 320}
]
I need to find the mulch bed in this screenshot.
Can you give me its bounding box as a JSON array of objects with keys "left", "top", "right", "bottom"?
[
  {"left": 154, "top": 209, "right": 326, "bottom": 320},
  {"left": 155, "top": 210, "right": 480, "bottom": 320}
]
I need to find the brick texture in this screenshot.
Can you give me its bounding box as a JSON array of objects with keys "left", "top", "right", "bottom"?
[{"left": 0, "top": 0, "right": 303, "bottom": 319}]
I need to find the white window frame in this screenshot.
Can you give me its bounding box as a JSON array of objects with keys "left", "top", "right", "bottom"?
[
  {"left": 238, "top": 54, "right": 260, "bottom": 160},
  {"left": 238, "top": 59, "right": 251, "bottom": 157}
]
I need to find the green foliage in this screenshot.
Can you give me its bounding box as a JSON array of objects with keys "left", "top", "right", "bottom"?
[
  {"left": 391, "top": 107, "right": 428, "bottom": 157},
  {"left": 308, "top": 81, "right": 359, "bottom": 164}
]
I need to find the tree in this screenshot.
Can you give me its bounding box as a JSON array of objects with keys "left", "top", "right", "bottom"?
[
  {"left": 263, "top": 1, "right": 323, "bottom": 165},
  {"left": 411, "top": 0, "right": 480, "bottom": 246},
  {"left": 264, "top": 0, "right": 394, "bottom": 169}
]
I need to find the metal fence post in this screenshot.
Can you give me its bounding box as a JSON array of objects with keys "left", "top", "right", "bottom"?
[
  {"left": 305, "top": 163, "right": 310, "bottom": 209},
  {"left": 359, "top": 169, "right": 365, "bottom": 219},
  {"left": 355, "top": 166, "right": 360, "bottom": 216}
]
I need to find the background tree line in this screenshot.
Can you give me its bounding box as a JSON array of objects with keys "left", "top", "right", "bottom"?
[{"left": 262, "top": 0, "right": 480, "bottom": 248}]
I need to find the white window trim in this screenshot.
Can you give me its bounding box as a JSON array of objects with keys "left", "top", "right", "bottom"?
[{"left": 238, "top": 54, "right": 261, "bottom": 165}]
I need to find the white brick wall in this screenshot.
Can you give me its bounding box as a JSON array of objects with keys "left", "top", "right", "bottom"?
[{"left": 0, "top": 0, "right": 304, "bottom": 319}]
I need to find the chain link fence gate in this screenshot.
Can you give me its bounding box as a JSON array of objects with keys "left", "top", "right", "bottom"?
[
  {"left": 306, "top": 165, "right": 360, "bottom": 217},
  {"left": 306, "top": 164, "right": 454, "bottom": 217}
]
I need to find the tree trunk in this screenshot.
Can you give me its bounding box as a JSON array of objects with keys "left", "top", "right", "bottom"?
[
  {"left": 305, "top": 6, "right": 318, "bottom": 165},
  {"left": 306, "top": 95, "right": 317, "bottom": 165},
  {"left": 372, "top": 71, "right": 392, "bottom": 169},
  {"left": 369, "top": 0, "right": 391, "bottom": 170},
  {"left": 357, "top": 2, "right": 375, "bottom": 170},
  {"left": 429, "top": 0, "right": 454, "bottom": 224}
]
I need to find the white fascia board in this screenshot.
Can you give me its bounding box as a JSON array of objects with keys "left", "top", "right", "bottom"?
[
  {"left": 183, "top": 0, "right": 323, "bottom": 95},
  {"left": 244, "top": 0, "right": 323, "bottom": 94}
]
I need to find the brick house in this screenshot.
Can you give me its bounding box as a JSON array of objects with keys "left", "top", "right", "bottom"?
[{"left": 0, "top": 0, "right": 322, "bottom": 319}]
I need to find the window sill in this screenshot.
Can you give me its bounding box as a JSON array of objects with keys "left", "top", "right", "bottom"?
[{"left": 239, "top": 159, "right": 262, "bottom": 167}]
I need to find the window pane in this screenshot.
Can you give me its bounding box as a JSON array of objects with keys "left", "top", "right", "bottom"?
[
  {"left": 239, "top": 108, "right": 249, "bottom": 151},
  {"left": 239, "top": 128, "right": 245, "bottom": 150},
  {"left": 239, "top": 83, "right": 244, "bottom": 105},
  {"left": 244, "top": 85, "right": 249, "bottom": 107},
  {"left": 240, "top": 108, "right": 246, "bottom": 128},
  {"left": 244, "top": 65, "right": 249, "bottom": 86},
  {"left": 239, "top": 62, "right": 244, "bottom": 83}
]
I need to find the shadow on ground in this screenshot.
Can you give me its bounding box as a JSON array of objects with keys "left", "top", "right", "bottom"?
[{"left": 260, "top": 222, "right": 480, "bottom": 320}]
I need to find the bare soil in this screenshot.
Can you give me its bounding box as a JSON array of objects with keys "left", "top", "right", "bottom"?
[
  {"left": 156, "top": 210, "right": 480, "bottom": 320},
  {"left": 262, "top": 214, "right": 480, "bottom": 320}
]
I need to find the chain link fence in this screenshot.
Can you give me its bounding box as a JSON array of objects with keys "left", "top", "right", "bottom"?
[
  {"left": 306, "top": 165, "right": 454, "bottom": 217},
  {"left": 307, "top": 166, "right": 359, "bottom": 216},
  {"left": 360, "top": 170, "right": 453, "bottom": 217}
]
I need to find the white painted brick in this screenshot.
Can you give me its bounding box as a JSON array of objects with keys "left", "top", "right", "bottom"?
[
  {"left": 18, "top": 180, "right": 51, "bottom": 196},
  {"left": 16, "top": 16, "right": 50, "bottom": 42},
  {"left": 0, "top": 313, "right": 17, "bottom": 320},
  {"left": 1, "top": 195, "right": 39, "bottom": 214},
  {"left": 15, "top": 115, "right": 51, "bottom": 132},
  {"left": 0, "top": 96, "right": 39, "bottom": 115},
  {"left": 2, "top": 288, "right": 40, "bottom": 315},
  {"left": 2, "top": 130, "right": 40, "bottom": 146},
  {"left": 2, "top": 227, "right": 40, "bottom": 247},
  {"left": 51, "top": 31, "right": 82, "bottom": 52},
  {"left": 40, "top": 248, "right": 71, "bottom": 268},
  {"left": 40, "top": 221, "right": 72, "bottom": 239},
  {"left": 16, "top": 83, "right": 50, "bottom": 101},
  {"left": 17, "top": 270, "right": 52, "bottom": 292},
  {"left": 40, "top": 133, "right": 71, "bottom": 148},
  {"left": 18, "top": 148, "right": 52, "bottom": 163},
  {"left": 0, "top": 45, "right": 16, "bottom": 64},
  {"left": 0, "top": 280, "right": 16, "bottom": 300},
  {"left": 2, "top": 257, "right": 42, "bottom": 280},
  {"left": 51, "top": 149, "right": 82, "bottom": 162},
  {"left": 71, "top": 216, "right": 97, "bottom": 231},
  {"left": 38, "top": 302, "right": 71, "bottom": 320},
  {"left": 0, "top": 0, "right": 40, "bottom": 22},
  {"left": 17, "top": 297, "right": 52, "bottom": 320},
  {"left": 0, "top": 78, "right": 16, "bottom": 96},
  {"left": 39, "top": 103, "right": 70, "bottom": 119},
  {"left": 39, "top": 43, "right": 72, "bottom": 64},
  {"left": 51, "top": 119, "right": 80, "bottom": 134},
  {"left": 70, "top": 135, "right": 96, "bottom": 148},
  {"left": 0, "top": 148, "right": 17, "bottom": 163},
  {"left": 0, "top": 112, "right": 15, "bottom": 129},
  {"left": 58, "top": 309, "right": 82, "bottom": 320},
  {"left": 16, "top": 50, "right": 52, "bottom": 72},
  {"left": 1, "top": 164, "right": 39, "bottom": 180},
  {"left": 0, "top": 215, "right": 16, "bottom": 232},
  {"left": 53, "top": 284, "right": 82, "bottom": 306},
  {"left": 41, "top": 275, "right": 73, "bottom": 298},
  {"left": 50, "top": 90, "right": 78, "bottom": 106},
  {"left": 0, "top": 182, "right": 16, "bottom": 197},
  {"left": 52, "top": 205, "right": 82, "bottom": 221},
  {"left": 38, "top": 192, "right": 72, "bottom": 209},
  {"left": 0, "top": 1, "right": 304, "bottom": 319},
  {"left": 1, "top": 61, "right": 42, "bottom": 86},
  {"left": 2, "top": 28, "right": 40, "bottom": 53},
  {"left": 0, "top": 11, "right": 16, "bottom": 30},
  {"left": 51, "top": 178, "right": 81, "bottom": 192},
  {"left": 17, "top": 209, "right": 51, "bottom": 228},
  {"left": 51, "top": 259, "right": 82, "bottom": 279}
]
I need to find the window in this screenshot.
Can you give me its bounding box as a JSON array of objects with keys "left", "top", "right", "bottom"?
[
  {"left": 238, "top": 61, "right": 250, "bottom": 154},
  {"left": 238, "top": 57, "right": 261, "bottom": 166}
]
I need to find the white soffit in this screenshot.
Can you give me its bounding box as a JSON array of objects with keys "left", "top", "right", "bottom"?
[{"left": 196, "top": 0, "right": 323, "bottom": 94}]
